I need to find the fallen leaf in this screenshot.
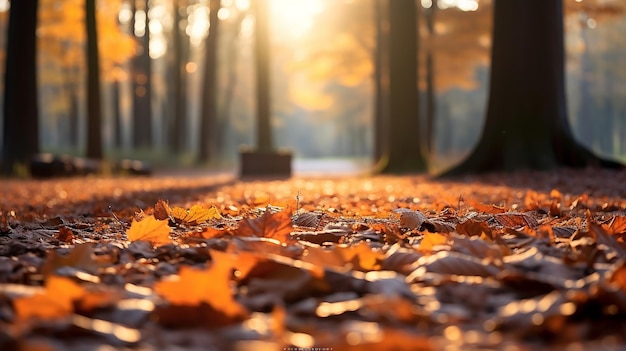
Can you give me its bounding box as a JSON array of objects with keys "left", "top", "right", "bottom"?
[
  {"left": 41, "top": 243, "right": 99, "bottom": 277},
  {"left": 13, "top": 276, "right": 86, "bottom": 321},
  {"left": 418, "top": 232, "right": 448, "bottom": 253},
  {"left": 126, "top": 215, "right": 172, "bottom": 246},
  {"left": 456, "top": 219, "right": 493, "bottom": 239},
  {"left": 56, "top": 226, "right": 74, "bottom": 243},
  {"left": 467, "top": 199, "right": 507, "bottom": 214},
  {"left": 171, "top": 204, "right": 221, "bottom": 225},
  {"left": 153, "top": 199, "right": 171, "bottom": 221},
  {"left": 154, "top": 250, "right": 246, "bottom": 318},
  {"left": 234, "top": 206, "right": 294, "bottom": 243},
  {"left": 494, "top": 212, "right": 538, "bottom": 229}
]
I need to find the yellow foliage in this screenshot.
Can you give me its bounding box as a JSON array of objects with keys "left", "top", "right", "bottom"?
[{"left": 126, "top": 215, "right": 172, "bottom": 246}]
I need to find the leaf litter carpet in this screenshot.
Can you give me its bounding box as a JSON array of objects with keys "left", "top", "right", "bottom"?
[{"left": 1, "top": 168, "right": 626, "bottom": 350}]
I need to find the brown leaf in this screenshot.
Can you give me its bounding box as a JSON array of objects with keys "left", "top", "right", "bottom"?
[
  {"left": 153, "top": 199, "right": 171, "bottom": 221},
  {"left": 56, "top": 226, "right": 74, "bottom": 243},
  {"left": 396, "top": 209, "right": 428, "bottom": 230},
  {"left": 126, "top": 215, "right": 172, "bottom": 246},
  {"left": 608, "top": 215, "right": 626, "bottom": 235},
  {"left": 467, "top": 199, "right": 507, "bottom": 214},
  {"left": 41, "top": 243, "right": 99, "bottom": 277},
  {"left": 494, "top": 212, "right": 538, "bottom": 229},
  {"left": 456, "top": 219, "right": 493, "bottom": 239},
  {"left": 234, "top": 207, "right": 294, "bottom": 243}
]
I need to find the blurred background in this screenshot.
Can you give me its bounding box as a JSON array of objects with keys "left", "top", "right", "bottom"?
[{"left": 0, "top": 0, "right": 624, "bottom": 173}]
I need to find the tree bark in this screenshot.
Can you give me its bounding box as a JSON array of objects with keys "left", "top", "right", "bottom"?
[
  {"left": 86, "top": 0, "right": 103, "bottom": 159},
  {"left": 253, "top": 0, "right": 273, "bottom": 152},
  {"left": 424, "top": 0, "right": 437, "bottom": 155},
  {"left": 1, "top": 0, "right": 39, "bottom": 174},
  {"left": 379, "top": 0, "right": 427, "bottom": 173},
  {"left": 441, "top": 0, "right": 622, "bottom": 176},
  {"left": 373, "top": 0, "right": 389, "bottom": 164},
  {"left": 170, "top": 0, "right": 189, "bottom": 154},
  {"left": 131, "top": 0, "right": 153, "bottom": 149},
  {"left": 197, "top": 0, "right": 221, "bottom": 163}
]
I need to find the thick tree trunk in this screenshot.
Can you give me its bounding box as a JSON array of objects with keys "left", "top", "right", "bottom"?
[
  {"left": 379, "top": 0, "right": 427, "bottom": 173},
  {"left": 441, "top": 0, "right": 622, "bottom": 176},
  {"left": 253, "top": 0, "right": 273, "bottom": 152},
  {"left": 197, "top": 0, "right": 221, "bottom": 163},
  {"left": 1, "top": 0, "right": 39, "bottom": 174},
  {"left": 131, "top": 0, "right": 153, "bottom": 149},
  {"left": 86, "top": 0, "right": 103, "bottom": 159}
]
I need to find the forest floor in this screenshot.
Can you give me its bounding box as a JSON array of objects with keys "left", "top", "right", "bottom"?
[{"left": 1, "top": 168, "right": 626, "bottom": 350}]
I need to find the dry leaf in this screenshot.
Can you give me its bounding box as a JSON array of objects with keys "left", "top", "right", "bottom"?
[
  {"left": 467, "top": 199, "right": 507, "bottom": 214},
  {"left": 456, "top": 219, "right": 493, "bottom": 239},
  {"left": 41, "top": 243, "right": 99, "bottom": 277},
  {"left": 154, "top": 250, "right": 246, "bottom": 318},
  {"left": 13, "top": 276, "right": 86, "bottom": 321},
  {"left": 494, "top": 212, "right": 538, "bottom": 229},
  {"left": 171, "top": 204, "right": 221, "bottom": 225},
  {"left": 153, "top": 199, "right": 171, "bottom": 221},
  {"left": 126, "top": 215, "right": 172, "bottom": 246},
  {"left": 418, "top": 232, "right": 448, "bottom": 253},
  {"left": 234, "top": 207, "right": 294, "bottom": 243}
]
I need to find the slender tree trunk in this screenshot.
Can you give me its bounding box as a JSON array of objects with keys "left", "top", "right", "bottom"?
[
  {"left": 253, "top": 0, "right": 273, "bottom": 152},
  {"left": 221, "top": 11, "right": 245, "bottom": 154},
  {"left": 131, "top": 0, "right": 153, "bottom": 149},
  {"left": 379, "top": 0, "right": 427, "bottom": 173},
  {"left": 1, "top": 0, "right": 39, "bottom": 174},
  {"left": 198, "top": 0, "right": 221, "bottom": 163},
  {"left": 86, "top": 0, "right": 103, "bottom": 159},
  {"left": 441, "top": 0, "right": 622, "bottom": 176},
  {"left": 424, "top": 0, "right": 437, "bottom": 155},
  {"left": 112, "top": 79, "right": 123, "bottom": 148},
  {"left": 170, "top": 0, "right": 189, "bottom": 154},
  {"left": 373, "top": 0, "right": 389, "bottom": 164}
]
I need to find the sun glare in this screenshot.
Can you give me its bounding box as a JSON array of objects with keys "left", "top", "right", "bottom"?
[{"left": 270, "top": 0, "right": 325, "bottom": 39}]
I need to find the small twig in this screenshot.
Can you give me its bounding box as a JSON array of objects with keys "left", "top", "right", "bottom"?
[{"left": 109, "top": 206, "right": 126, "bottom": 229}]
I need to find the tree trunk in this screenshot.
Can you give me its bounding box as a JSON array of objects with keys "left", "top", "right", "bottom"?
[
  {"left": 253, "top": 0, "right": 273, "bottom": 152},
  {"left": 373, "top": 0, "right": 389, "bottom": 164},
  {"left": 197, "top": 0, "right": 221, "bottom": 163},
  {"left": 424, "top": 0, "right": 437, "bottom": 155},
  {"left": 441, "top": 0, "right": 622, "bottom": 176},
  {"left": 170, "top": 0, "right": 189, "bottom": 154},
  {"left": 1, "top": 0, "right": 39, "bottom": 174},
  {"left": 112, "top": 79, "right": 123, "bottom": 148},
  {"left": 379, "top": 0, "right": 427, "bottom": 173},
  {"left": 131, "top": 0, "right": 153, "bottom": 149},
  {"left": 86, "top": 0, "right": 103, "bottom": 159}
]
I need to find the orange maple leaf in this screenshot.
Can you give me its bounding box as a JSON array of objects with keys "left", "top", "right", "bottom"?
[
  {"left": 171, "top": 204, "right": 221, "bottom": 225},
  {"left": 234, "top": 207, "right": 294, "bottom": 243},
  {"left": 13, "top": 276, "right": 86, "bottom": 321},
  {"left": 126, "top": 215, "right": 172, "bottom": 246},
  {"left": 154, "top": 250, "right": 246, "bottom": 318}
]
